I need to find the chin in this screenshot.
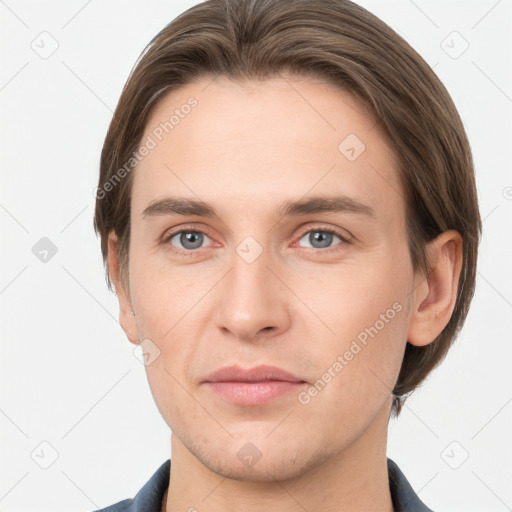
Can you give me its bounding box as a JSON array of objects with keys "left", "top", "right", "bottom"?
[
  {"left": 205, "top": 454, "right": 312, "bottom": 482},
  {"left": 189, "top": 435, "right": 332, "bottom": 483}
]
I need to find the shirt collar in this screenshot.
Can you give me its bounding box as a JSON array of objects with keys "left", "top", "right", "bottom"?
[{"left": 100, "top": 457, "right": 433, "bottom": 512}]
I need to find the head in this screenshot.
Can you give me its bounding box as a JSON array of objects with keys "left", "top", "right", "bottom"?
[{"left": 94, "top": 0, "right": 481, "bottom": 481}]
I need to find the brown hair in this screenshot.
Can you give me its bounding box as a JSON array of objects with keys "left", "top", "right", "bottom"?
[{"left": 93, "top": 0, "right": 482, "bottom": 417}]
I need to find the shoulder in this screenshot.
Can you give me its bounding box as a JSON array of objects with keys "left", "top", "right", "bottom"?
[
  {"left": 91, "top": 459, "right": 170, "bottom": 512},
  {"left": 92, "top": 499, "right": 133, "bottom": 512}
]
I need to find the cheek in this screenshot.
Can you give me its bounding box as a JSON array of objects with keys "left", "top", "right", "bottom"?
[
  {"left": 297, "top": 252, "right": 411, "bottom": 397},
  {"left": 129, "top": 251, "right": 205, "bottom": 339},
  {"left": 298, "top": 253, "right": 408, "bottom": 335},
  {"left": 129, "top": 259, "right": 213, "bottom": 412},
  {"left": 144, "top": 360, "right": 196, "bottom": 434}
]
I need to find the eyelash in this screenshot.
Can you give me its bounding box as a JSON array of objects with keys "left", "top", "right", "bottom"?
[{"left": 162, "top": 225, "right": 352, "bottom": 256}]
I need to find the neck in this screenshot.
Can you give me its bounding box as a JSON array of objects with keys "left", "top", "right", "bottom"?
[{"left": 164, "top": 401, "right": 394, "bottom": 512}]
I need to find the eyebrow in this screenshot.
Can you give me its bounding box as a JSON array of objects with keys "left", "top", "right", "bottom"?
[{"left": 141, "top": 195, "right": 375, "bottom": 220}]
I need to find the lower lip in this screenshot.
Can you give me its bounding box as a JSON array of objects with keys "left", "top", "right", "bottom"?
[{"left": 205, "top": 381, "right": 307, "bottom": 405}]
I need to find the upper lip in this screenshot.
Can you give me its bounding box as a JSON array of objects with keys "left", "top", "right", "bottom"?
[{"left": 203, "top": 365, "right": 305, "bottom": 383}]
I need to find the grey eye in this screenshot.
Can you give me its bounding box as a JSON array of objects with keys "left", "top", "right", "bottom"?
[
  {"left": 170, "top": 231, "right": 208, "bottom": 250},
  {"left": 298, "top": 230, "right": 342, "bottom": 249}
]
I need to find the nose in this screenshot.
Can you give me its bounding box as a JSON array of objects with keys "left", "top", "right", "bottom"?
[{"left": 214, "top": 245, "right": 291, "bottom": 342}]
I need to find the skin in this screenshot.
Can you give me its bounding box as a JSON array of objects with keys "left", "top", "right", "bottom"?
[{"left": 107, "top": 75, "right": 463, "bottom": 512}]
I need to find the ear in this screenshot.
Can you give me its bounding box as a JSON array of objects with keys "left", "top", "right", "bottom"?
[
  {"left": 107, "top": 231, "right": 139, "bottom": 346},
  {"left": 407, "top": 230, "right": 463, "bottom": 347}
]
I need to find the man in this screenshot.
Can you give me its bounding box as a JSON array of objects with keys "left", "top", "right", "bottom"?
[{"left": 92, "top": 0, "right": 482, "bottom": 510}]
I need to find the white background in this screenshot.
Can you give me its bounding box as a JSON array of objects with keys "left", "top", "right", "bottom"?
[{"left": 1, "top": 0, "right": 511, "bottom": 510}]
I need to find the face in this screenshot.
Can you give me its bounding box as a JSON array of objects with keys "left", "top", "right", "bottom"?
[{"left": 117, "top": 75, "right": 420, "bottom": 481}]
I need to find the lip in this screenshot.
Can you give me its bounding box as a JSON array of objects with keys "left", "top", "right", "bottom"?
[
  {"left": 203, "top": 364, "right": 305, "bottom": 383},
  {"left": 203, "top": 365, "right": 307, "bottom": 406}
]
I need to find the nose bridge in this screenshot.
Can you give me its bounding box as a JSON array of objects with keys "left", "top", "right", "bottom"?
[
  {"left": 232, "top": 244, "right": 271, "bottom": 303},
  {"left": 215, "top": 236, "right": 288, "bottom": 339}
]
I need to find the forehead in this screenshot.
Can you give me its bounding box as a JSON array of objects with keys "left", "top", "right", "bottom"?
[{"left": 132, "top": 76, "right": 403, "bottom": 224}]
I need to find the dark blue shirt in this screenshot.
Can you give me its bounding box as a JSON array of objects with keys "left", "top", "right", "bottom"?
[{"left": 93, "top": 458, "right": 434, "bottom": 512}]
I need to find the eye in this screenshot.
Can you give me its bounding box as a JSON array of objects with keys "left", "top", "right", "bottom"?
[
  {"left": 166, "top": 230, "right": 211, "bottom": 252},
  {"left": 163, "top": 226, "right": 351, "bottom": 256},
  {"left": 296, "top": 228, "right": 349, "bottom": 250}
]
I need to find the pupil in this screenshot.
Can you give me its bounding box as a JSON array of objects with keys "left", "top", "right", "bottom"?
[
  {"left": 311, "top": 231, "right": 331, "bottom": 248},
  {"left": 182, "top": 232, "right": 202, "bottom": 249}
]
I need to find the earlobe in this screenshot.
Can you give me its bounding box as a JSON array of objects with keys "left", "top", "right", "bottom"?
[
  {"left": 107, "top": 231, "right": 139, "bottom": 345},
  {"left": 407, "top": 230, "right": 463, "bottom": 347}
]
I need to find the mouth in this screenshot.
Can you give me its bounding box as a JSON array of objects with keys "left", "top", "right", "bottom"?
[{"left": 203, "top": 364, "right": 308, "bottom": 406}]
